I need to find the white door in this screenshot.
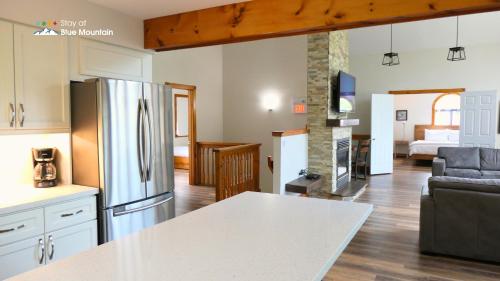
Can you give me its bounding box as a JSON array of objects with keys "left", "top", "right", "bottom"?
[
  {"left": 0, "top": 236, "right": 45, "bottom": 280},
  {"left": 14, "top": 24, "right": 69, "bottom": 130},
  {"left": 0, "top": 20, "right": 15, "bottom": 129},
  {"left": 460, "top": 91, "right": 497, "bottom": 148},
  {"left": 371, "top": 94, "right": 394, "bottom": 175},
  {"left": 45, "top": 220, "right": 97, "bottom": 264}
]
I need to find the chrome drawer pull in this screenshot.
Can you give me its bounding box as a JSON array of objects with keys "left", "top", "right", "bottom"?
[
  {"left": 0, "top": 228, "right": 14, "bottom": 234},
  {"left": 61, "top": 209, "right": 84, "bottom": 217},
  {"left": 9, "top": 103, "right": 15, "bottom": 127},
  {"left": 18, "top": 103, "right": 25, "bottom": 127},
  {"left": 0, "top": 224, "right": 24, "bottom": 234},
  {"left": 38, "top": 238, "right": 45, "bottom": 264},
  {"left": 48, "top": 235, "right": 55, "bottom": 260}
]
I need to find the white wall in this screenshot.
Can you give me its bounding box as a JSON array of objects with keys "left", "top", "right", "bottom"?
[
  {"left": 153, "top": 46, "right": 224, "bottom": 142},
  {"left": 0, "top": 134, "right": 71, "bottom": 187},
  {"left": 0, "top": 0, "right": 143, "bottom": 49},
  {"left": 273, "top": 134, "right": 308, "bottom": 195},
  {"left": 223, "top": 36, "right": 308, "bottom": 193},
  {"left": 350, "top": 44, "right": 500, "bottom": 140},
  {"left": 393, "top": 93, "right": 441, "bottom": 141}
]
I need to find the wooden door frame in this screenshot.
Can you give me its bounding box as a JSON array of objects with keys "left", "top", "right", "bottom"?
[{"left": 166, "top": 82, "right": 197, "bottom": 185}]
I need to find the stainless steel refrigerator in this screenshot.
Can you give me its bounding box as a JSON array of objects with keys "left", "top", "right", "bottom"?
[{"left": 70, "top": 78, "right": 175, "bottom": 244}]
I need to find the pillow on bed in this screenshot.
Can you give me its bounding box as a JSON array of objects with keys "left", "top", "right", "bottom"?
[{"left": 425, "top": 129, "right": 449, "bottom": 141}]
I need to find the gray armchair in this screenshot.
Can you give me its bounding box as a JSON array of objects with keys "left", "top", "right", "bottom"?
[{"left": 420, "top": 176, "right": 500, "bottom": 262}]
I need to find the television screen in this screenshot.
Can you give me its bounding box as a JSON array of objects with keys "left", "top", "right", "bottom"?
[{"left": 335, "top": 71, "right": 356, "bottom": 113}]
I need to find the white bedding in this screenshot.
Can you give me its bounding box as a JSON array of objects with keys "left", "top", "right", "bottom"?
[
  {"left": 174, "top": 146, "right": 189, "bottom": 157},
  {"left": 409, "top": 140, "right": 458, "bottom": 156}
]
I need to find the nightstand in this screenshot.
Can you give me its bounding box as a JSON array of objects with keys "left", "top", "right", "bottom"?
[{"left": 394, "top": 140, "right": 409, "bottom": 159}]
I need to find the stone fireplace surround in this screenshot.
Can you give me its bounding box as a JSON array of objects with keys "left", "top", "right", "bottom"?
[{"left": 307, "top": 31, "right": 353, "bottom": 195}]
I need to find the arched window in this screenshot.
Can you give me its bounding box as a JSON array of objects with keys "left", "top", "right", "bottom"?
[{"left": 432, "top": 93, "right": 460, "bottom": 125}]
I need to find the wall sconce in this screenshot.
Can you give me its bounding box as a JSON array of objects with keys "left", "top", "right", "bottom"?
[{"left": 261, "top": 90, "right": 281, "bottom": 112}]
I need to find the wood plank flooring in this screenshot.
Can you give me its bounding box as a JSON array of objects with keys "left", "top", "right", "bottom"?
[{"left": 174, "top": 160, "right": 500, "bottom": 280}]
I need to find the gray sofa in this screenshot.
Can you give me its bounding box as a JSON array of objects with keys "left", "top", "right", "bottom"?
[
  {"left": 432, "top": 147, "right": 500, "bottom": 179},
  {"left": 420, "top": 176, "right": 500, "bottom": 262}
]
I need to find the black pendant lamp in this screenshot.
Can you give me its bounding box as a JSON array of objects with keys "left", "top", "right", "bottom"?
[
  {"left": 448, "top": 17, "right": 466, "bottom": 61},
  {"left": 382, "top": 24, "right": 400, "bottom": 66}
]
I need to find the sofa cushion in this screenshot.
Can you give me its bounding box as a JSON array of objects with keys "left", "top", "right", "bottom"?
[
  {"left": 444, "top": 168, "right": 481, "bottom": 179},
  {"left": 480, "top": 148, "right": 500, "bottom": 171},
  {"left": 428, "top": 176, "right": 500, "bottom": 195},
  {"left": 481, "top": 170, "right": 500, "bottom": 179},
  {"left": 438, "top": 147, "right": 480, "bottom": 170}
]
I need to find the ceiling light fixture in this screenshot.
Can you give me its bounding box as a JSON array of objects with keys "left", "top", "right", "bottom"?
[
  {"left": 382, "top": 24, "right": 400, "bottom": 66},
  {"left": 448, "top": 17, "right": 466, "bottom": 61}
]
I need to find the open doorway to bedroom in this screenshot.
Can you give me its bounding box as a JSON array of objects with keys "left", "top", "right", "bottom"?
[
  {"left": 166, "top": 82, "right": 197, "bottom": 186},
  {"left": 390, "top": 88, "right": 463, "bottom": 167}
]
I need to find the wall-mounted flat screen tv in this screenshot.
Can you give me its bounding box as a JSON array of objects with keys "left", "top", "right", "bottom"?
[{"left": 332, "top": 71, "right": 356, "bottom": 113}]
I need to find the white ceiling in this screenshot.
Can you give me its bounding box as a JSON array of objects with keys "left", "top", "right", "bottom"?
[
  {"left": 87, "top": 0, "right": 248, "bottom": 19},
  {"left": 348, "top": 11, "right": 500, "bottom": 56}
]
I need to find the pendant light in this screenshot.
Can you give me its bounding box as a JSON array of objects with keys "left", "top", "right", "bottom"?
[
  {"left": 382, "top": 24, "right": 400, "bottom": 66},
  {"left": 448, "top": 16, "right": 466, "bottom": 61}
]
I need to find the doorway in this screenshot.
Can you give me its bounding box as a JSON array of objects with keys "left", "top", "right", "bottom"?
[{"left": 166, "top": 82, "right": 197, "bottom": 185}]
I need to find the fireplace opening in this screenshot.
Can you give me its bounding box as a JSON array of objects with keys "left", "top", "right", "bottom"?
[{"left": 336, "top": 138, "right": 350, "bottom": 188}]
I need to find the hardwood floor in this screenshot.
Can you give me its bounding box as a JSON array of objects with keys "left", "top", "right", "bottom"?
[
  {"left": 174, "top": 161, "right": 500, "bottom": 280},
  {"left": 174, "top": 169, "right": 215, "bottom": 216}
]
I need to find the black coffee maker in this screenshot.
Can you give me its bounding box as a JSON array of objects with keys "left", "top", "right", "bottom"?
[{"left": 33, "top": 148, "right": 57, "bottom": 188}]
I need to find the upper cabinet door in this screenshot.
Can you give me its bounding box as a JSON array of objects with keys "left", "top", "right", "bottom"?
[
  {"left": 14, "top": 24, "right": 69, "bottom": 130},
  {"left": 0, "top": 20, "right": 15, "bottom": 129}
]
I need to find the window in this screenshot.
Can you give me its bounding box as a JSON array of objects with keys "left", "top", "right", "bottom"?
[{"left": 432, "top": 93, "right": 460, "bottom": 126}]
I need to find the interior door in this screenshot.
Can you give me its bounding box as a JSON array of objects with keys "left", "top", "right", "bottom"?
[
  {"left": 100, "top": 79, "right": 146, "bottom": 208},
  {"left": 143, "top": 83, "right": 174, "bottom": 198},
  {"left": 370, "top": 94, "right": 394, "bottom": 175},
  {"left": 460, "top": 91, "right": 498, "bottom": 148},
  {"left": 0, "top": 20, "right": 15, "bottom": 129}
]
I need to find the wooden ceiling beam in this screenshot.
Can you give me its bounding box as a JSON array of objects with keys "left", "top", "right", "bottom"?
[{"left": 144, "top": 0, "right": 500, "bottom": 51}]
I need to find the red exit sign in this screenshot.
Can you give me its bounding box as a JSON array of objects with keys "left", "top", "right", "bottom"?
[{"left": 293, "top": 97, "right": 307, "bottom": 114}]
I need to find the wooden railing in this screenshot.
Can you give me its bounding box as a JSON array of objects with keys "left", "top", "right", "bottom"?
[{"left": 195, "top": 142, "right": 261, "bottom": 201}]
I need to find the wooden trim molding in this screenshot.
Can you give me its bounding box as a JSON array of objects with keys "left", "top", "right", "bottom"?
[
  {"left": 167, "top": 82, "right": 197, "bottom": 185},
  {"left": 272, "top": 128, "right": 309, "bottom": 137},
  {"left": 389, "top": 88, "right": 465, "bottom": 95},
  {"left": 144, "top": 0, "right": 500, "bottom": 51}
]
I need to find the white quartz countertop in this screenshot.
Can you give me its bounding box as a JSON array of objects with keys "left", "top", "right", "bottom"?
[
  {"left": 0, "top": 184, "right": 99, "bottom": 215},
  {"left": 8, "top": 192, "right": 372, "bottom": 281}
]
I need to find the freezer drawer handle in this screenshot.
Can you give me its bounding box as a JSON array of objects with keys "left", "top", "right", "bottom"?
[
  {"left": 60, "top": 209, "right": 84, "bottom": 217},
  {"left": 113, "top": 196, "right": 173, "bottom": 217}
]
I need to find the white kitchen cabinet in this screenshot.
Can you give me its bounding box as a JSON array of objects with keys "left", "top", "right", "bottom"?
[
  {"left": 13, "top": 24, "right": 69, "bottom": 130},
  {"left": 0, "top": 20, "right": 15, "bottom": 129},
  {"left": 46, "top": 220, "right": 97, "bottom": 264},
  {"left": 0, "top": 196, "right": 97, "bottom": 279},
  {"left": 74, "top": 38, "right": 152, "bottom": 82},
  {"left": 0, "top": 235, "right": 44, "bottom": 280}
]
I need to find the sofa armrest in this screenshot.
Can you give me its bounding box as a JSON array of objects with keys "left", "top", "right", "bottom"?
[
  {"left": 432, "top": 157, "right": 446, "bottom": 176},
  {"left": 419, "top": 184, "right": 435, "bottom": 253},
  {"left": 428, "top": 176, "right": 500, "bottom": 195}
]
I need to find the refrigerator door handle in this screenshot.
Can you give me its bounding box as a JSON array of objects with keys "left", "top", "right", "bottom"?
[
  {"left": 137, "top": 99, "right": 145, "bottom": 182},
  {"left": 144, "top": 99, "right": 153, "bottom": 181},
  {"left": 113, "top": 196, "right": 173, "bottom": 217}
]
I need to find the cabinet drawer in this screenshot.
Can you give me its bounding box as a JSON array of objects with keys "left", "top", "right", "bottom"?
[
  {"left": 45, "top": 197, "right": 96, "bottom": 232},
  {"left": 0, "top": 209, "right": 44, "bottom": 246}
]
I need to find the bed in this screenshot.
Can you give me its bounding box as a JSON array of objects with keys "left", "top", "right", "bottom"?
[
  {"left": 409, "top": 125, "right": 460, "bottom": 160},
  {"left": 174, "top": 146, "right": 190, "bottom": 170}
]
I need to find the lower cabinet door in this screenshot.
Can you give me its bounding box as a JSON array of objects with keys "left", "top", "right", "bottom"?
[
  {"left": 0, "top": 235, "right": 45, "bottom": 280},
  {"left": 46, "top": 220, "right": 97, "bottom": 264}
]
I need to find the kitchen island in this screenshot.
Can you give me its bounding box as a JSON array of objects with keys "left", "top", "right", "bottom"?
[{"left": 8, "top": 192, "right": 372, "bottom": 281}]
